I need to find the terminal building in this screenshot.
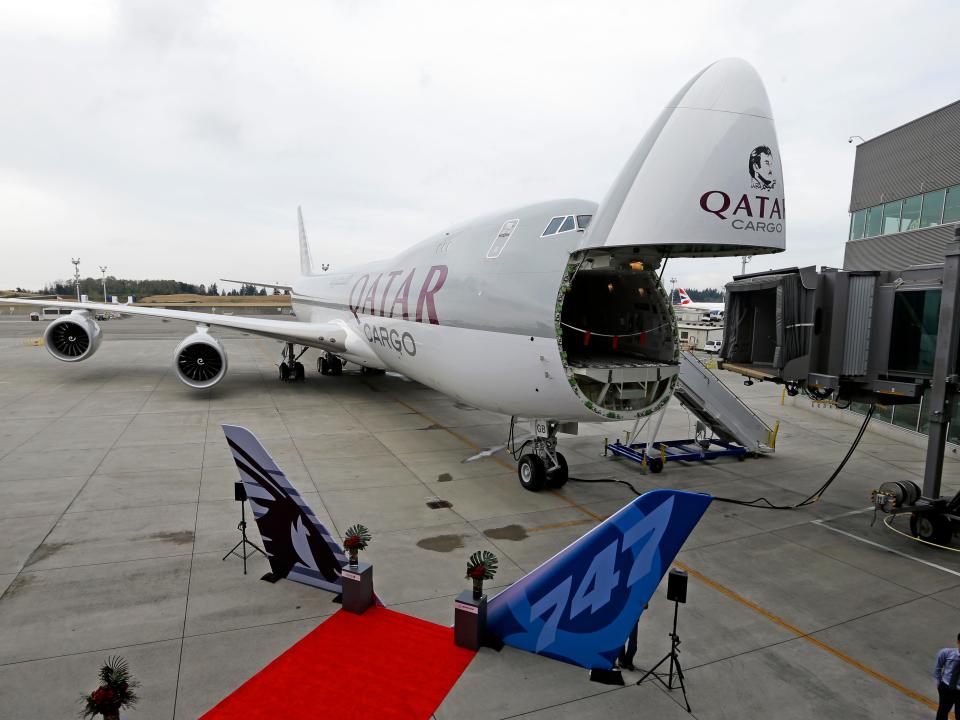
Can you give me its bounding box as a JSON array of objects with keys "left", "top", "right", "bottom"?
[{"left": 841, "top": 100, "right": 960, "bottom": 439}]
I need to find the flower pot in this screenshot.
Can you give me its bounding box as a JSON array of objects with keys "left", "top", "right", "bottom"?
[
  {"left": 348, "top": 547, "right": 358, "bottom": 568},
  {"left": 101, "top": 708, "right": 120, "bottom": 720},
  {"left": 472, "top": 576, "right": 483, "bottom": 599}
]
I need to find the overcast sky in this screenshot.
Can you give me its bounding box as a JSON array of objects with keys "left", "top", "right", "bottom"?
[{"left": 1, "top": 1, "right": 958, "bottom": 292}]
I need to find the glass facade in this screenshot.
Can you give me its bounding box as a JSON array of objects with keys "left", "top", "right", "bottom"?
[
  {"left": 850, "top": 209, "right": 866, "bottom": 240},
  {"left": 920, "top": 188, "right": 945, "bottom": 228},
  {"left": 849, "top": 184, "right": 960, "bottom": 240},
  {"left": 944, "top": 186, "right": 960, "bottom": 224},
  {"left": 865, "top": 205, "right": 883, "bottom": 237},
  {"left": 900, "top": 195, "right": 922, "bottom": 231},
  {"left": 882, "top": 200, "right": 902, "bottom": 234}
]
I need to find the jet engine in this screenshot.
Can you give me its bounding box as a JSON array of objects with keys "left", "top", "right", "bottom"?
[
  {"left": 174, "top": 328, "right": 228, "bottom": 389},
  {"left": 44, "top": 311, "right": 103, "bottom": 362}
]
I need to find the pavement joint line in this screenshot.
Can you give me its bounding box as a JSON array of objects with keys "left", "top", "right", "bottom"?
[
  {"left": 810, "top": 519, "right": 960, "bottom": 579},
  {"left": 171, "top": 370, "right": 210, "bottom": 718},
  {"left": 672, "top": 560, "right": 943, "bottom": 714}
]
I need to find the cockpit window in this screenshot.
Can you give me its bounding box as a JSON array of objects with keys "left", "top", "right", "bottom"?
[
  {"left": 542, "top": 216, "right": 564, "bottom": 236},
  {"left": 543, "top": 214, "right": 587, "bottom": 236}
]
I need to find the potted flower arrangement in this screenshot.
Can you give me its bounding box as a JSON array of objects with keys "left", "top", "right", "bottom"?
[
  {"left": 342, "top": 523, "right": 371, "bottom": 568},
  {"left": 466, "top": 550, "right": 498, "bottom": 599},
  {"left": 80, "top": 656, "right": 139, "bottom": 720}
]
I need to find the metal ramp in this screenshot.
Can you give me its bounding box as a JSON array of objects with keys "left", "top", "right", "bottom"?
[{"left": 674, "top": 351, "right": 777, "bottom": 453}]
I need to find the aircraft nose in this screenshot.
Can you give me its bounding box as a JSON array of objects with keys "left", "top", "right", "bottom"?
[{"left": 667, "top": 57, "right": 772, "bottom": 119}]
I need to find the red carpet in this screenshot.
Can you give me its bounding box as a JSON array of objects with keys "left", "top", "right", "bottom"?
[{"left": 201, "top": 607, "right": 477, "bottom": 719}]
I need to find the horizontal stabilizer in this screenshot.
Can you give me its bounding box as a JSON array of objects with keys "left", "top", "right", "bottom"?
[
  {"left": 486, "top": 489, "right": 711, "bottom": 669},
  {"left": 222, "top": 424, "right": 347, "bottom": 592}
]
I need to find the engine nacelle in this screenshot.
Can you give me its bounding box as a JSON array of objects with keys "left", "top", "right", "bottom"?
[
  {"left": 44, "top": 311, "right": 102, "bottom": 362},
  {"left": 173, "top": 328, "right": 228, "bottom": 389}
]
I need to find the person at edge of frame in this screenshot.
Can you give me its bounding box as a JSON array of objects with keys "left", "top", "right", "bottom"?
[
  {"left": 617, "top": 603, "right": 649, "bottom": 672},
  {"left": 933, "top": 631, "right": 960, "bottom": 720}
]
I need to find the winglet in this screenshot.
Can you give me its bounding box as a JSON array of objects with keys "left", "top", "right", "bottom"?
[
  {"left": 298, "top": 206, "right": 314, "bottom": 276},
  {"left": 486, "top": 489, "right": 711, "bottom": 670}
]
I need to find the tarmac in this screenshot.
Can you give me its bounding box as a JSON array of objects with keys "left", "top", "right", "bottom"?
[{"left": 1, "top": 315, "right": 959, "bottom": 719}]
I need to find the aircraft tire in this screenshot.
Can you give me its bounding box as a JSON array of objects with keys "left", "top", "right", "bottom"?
[
  {"left": 279, "top": 362, "right": 290, "bottom": 381},
  {"left": 547, "top": 452, "right": 568, "bottom": 488},
  {"left": 329, "top": 357, "right": 343, "bottom": 375},
  {"left": 518, "top": 454, "right": 547, "bottom": 492},
  {"left": 319, "top": 356, "right": 330, "bottom": 375},
  {"left": 910, "top": 512, "right": 953, "bottom": 546},
  {"left": 293, "top": 362, "right": 305, "bottom": 381},
  {"left": 648, "top": 457, "right": 664, "bottom": 474}
]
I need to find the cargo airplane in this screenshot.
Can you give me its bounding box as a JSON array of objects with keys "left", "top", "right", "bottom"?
[{"left": 1, "top": 58, "right": 786, "bottom": 492}]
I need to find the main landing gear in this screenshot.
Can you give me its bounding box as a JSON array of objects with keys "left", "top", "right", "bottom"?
[
  {"left": 318, "top": 352, "right": 343, "bottom": 376},
  {"left": 510, "top": 417, "right": 568, "bottom": 492},
  {"left": 278, "top": 342, "right": 307, "bottom": 382}
]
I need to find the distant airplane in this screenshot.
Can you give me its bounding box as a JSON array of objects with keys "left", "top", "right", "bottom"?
[
  {"left": 0, "top": 58, "right": 784, "bottom": 490},
  {"left": 675, "top": 288, "right": 724, "bottom": 321}
]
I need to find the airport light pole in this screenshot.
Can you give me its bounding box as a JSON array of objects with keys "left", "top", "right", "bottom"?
[
  {"left": 99, "top": 265, "right": 108, "bottom": 303},
  {"left": 740, "top": 255, "right": 752, "bottom": 276},
  {"left": 71, "top": 258, "right": 81, "bottom": 301}
]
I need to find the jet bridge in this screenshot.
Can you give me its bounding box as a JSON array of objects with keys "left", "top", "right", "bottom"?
[{"left": 674, "top": 351, "right": 776, "bottom": 454}]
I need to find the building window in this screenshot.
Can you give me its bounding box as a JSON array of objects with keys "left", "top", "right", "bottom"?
[
  {"left": 900, "top": 195, "right": 922, "bottom": 232},
  {"left": 920, "top": 188, "right": 946, "bottom": 228},
  {"left": 865, "top": 206, "right": 883, "bottom": 237},
  {"left": 943, "top": 186, "right": 960, "bottom": 224},
  {"left": 850, "top": 210, "right": 866, "bottom": 240},
  {"left": 882, "top": 200, "right": 902, "bottom": 235}
]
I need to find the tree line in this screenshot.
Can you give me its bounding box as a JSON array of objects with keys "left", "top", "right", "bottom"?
[{"left": 40, "top": 278, "right": 288, "bottom": 299}]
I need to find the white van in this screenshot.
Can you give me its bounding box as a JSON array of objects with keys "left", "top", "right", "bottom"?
[{"left": 704, "top": 339, "right": 723, "bottom": 354}]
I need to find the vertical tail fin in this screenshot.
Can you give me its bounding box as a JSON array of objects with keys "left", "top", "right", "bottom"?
[
  {"left": 486, "top": 489, "right": 711, "bottom": 669},
  {"left": 298, "top": 206, "right": 314, "bottom": 276},
  {"left": 678, "top": 288, "right": 692, "bottom": 304},
  {"left": 222, "top": 424, "right": 347, "bottom": 592}
]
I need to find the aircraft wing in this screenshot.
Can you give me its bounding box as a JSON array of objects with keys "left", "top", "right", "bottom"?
[{"left": 0, "top": 297, "right": 350, "bottom": 350}]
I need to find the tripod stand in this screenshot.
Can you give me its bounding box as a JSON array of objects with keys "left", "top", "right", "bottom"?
[
  {"left": 637, "top": 599, "right": 691, "bottom": 713},
  {"left": 222, "top": 484, "right": 266, "bottom": 575}
]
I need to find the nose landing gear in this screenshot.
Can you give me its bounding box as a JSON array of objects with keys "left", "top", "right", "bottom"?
[{"left": 511, "top": 418, "right": 569, "bottom": 492}]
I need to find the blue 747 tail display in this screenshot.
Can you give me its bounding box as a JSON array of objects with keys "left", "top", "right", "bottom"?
[
  {"left": 486, "top": 489, "right": 711, "bottom": 669},
  {"left": 221, "top": 424, "right": 348, "bottom": 593}
]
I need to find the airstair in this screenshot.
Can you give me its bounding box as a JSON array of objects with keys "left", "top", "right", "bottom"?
[{"left": 674, "top": 351, "right": 777, "bottom": 454}]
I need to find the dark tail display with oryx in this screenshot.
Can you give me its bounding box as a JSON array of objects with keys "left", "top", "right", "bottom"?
[{"left": 222, "top": 424, "right": 347, "bottom": 593}]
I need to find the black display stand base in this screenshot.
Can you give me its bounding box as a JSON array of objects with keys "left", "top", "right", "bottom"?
[
  {"left": 590, "top": 668, "right": 625, "bottom": 686},
  {"left": 260, "top": 571, "right": 283, "bottom": 584},
  {"left": 454, "top": 589, "right": 487, "bottom": 650},
  {"left": 341, "top": 562, "right": 374, "bottom": 614}
]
